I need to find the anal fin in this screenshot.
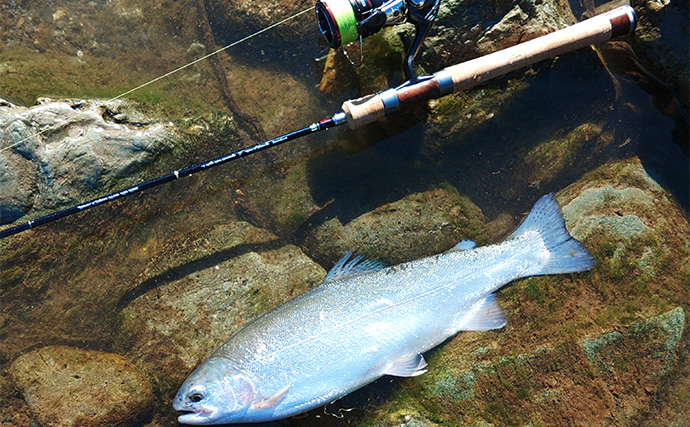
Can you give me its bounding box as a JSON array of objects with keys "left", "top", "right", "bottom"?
[
  {"left": 456, "top": 294, "right": 507, "bottom": 331},
  {"left": 384, "top": 353, "right": 427, "bottom": 377}
]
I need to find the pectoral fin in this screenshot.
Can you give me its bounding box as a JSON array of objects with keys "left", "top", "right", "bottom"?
[
  {"left": 448, "top": 239, "right": 476, "bottom": 252},
  {"left": 252, "top": 384, "right": 290, "bottom": 410},
  {"left": 384, "top": 353, "right": 427, "bottom": 377},
  {"left": 456, "top": 294, "right": 507, "bottom": 331}
]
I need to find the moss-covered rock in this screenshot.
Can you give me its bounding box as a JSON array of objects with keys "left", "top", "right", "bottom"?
[
  {"left": 631, "top": 0, "right": 689, "bottom": 110},
  {"left": 423, "top": 0, "right": 575, "bottom": 71},
  {"left": 302, "top": 186, "right": 488, "bottom": 266},
  {"left": 581, "top": 307, "right": 686, "bottom": 423}
]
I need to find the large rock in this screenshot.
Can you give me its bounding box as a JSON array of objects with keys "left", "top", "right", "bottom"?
[
  {"left": 202, "top": 0, "right": 314, "bottom": 47},
  {"left": 357, "top": 157, "right": 689, "bottom": 425},
  {"left": 559, "top": 157, "right": 687, "bottom": 279},
  {"left": 422, "top": 0, "right": 575, "bottom": 71},
  {"left": 0, "top": 97, "right": 176, "bottom": 225},
  {"left": 580, "top": 307, "right": 686, "bottom": 423},
  {"left": 113, "top": 221, "right": 325, "bottom": 418},
  {"left": 8, "top": 345, "right": 154, "bottom": 427},
  {"left": 302, "top": 186, "right": 490, "bottom": 266}
]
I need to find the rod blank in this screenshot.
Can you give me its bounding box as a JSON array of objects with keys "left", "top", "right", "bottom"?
[{"left": 0, "top": 114, "right": 346, "bottom": 239}]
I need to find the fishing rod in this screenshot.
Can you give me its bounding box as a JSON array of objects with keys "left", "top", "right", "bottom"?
[{"left": 0, "top": 5, "right": 636, "bottom": 240}]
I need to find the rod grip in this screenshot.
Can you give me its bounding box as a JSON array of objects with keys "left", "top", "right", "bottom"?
[
  {"left": 342, "top": 93, "right": 387, "bottom": 130},
  {"left": 341, "top": 5, "right": 636, "bottom": 130},
  {"left": 442, "top": 5, "right": 636, "bottom": 93}
]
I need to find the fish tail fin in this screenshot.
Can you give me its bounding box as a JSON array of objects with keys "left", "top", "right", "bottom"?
[{"left": 510, "top": 193, "right": 595, "bottom": 275}]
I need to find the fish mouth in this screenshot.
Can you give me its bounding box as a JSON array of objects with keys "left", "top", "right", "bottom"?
[
  {"left": 177, "top": 410, "right": 212, "bottom": 425},
  {"left": 174, "top": 403, "right": 217, "bottom": 425}
]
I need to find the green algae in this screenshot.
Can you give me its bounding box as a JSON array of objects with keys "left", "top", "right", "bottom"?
[
  {"left": 583, "top": 307, "right": 685, "bottom": 377},
  {"left": 0, "top": 46, "right": 235, "bottom": 124},
  {"left": 524, "top": 123, "right": 604, "bottom": 187},
  {"left": 430, "top": 370, "right": 477, "bottom": 402}
]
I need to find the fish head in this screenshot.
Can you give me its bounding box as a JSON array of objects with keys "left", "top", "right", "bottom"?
[{"left": 174, "top": 358, "right": 254, "bottom": 425}]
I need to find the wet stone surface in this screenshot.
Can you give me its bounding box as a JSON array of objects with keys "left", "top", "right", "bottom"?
[
  {"left": 631, "top": 0, "right": 689, "bottom": 110},
  {"left": 0, "top": 98, "right": 176, "bottom": 225},
  {"left": 113, "top": 221, "right": 326, "bottom": 418},
  {"left": 8, "top": 345, "right": 154, "bottom": 427},
  {"left": 302, "top": 186, "right": 491, "bottom": 267}
]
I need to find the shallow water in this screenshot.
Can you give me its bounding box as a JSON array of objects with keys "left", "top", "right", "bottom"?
[{"left": 1, "top": 0, "right": 688, "bottom": 426}]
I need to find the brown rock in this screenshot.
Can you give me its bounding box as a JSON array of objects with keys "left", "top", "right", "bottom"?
[{"left": 8, "top": 345, "right": 154, "bottom": 427}]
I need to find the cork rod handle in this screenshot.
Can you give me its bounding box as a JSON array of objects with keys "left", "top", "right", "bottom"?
[{"left": 342, "top": 6, "right": 636, "bottom": 129}]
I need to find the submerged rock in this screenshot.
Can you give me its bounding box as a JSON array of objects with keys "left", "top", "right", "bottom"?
[
  {"left": 302, "top": 186, "right": 489, "bottom": 266},
  {"left": 631, "top": 0, "right": 689, "bottom": 110},
  {"left": 559, "top": 157, "right": 687, "bottom": 280},
  {"left": 356, "top": 157, "right": 689, "bottom": 425},
  {"left": 8, "top": 345, "right": 154, "bottom": 427},
  {"left": 581, "top": 307, "right": 685, "bottom": 422},
  {"left": 583, "top": 307, "right": 685, "bottom": 377},
  {"left": 0, "top": 97, "right": 176, "bottom": 225},
  {"left": 114, "top": 221, "right": 325, "bottom": 418},
  {"left": 422, "top": 0, "right": 575, "bottom": 70},
  {"left": 562, "top": 185, "right": 655, "bottom": 242},
  {"left": 202, "top": 0, "right": 314, "bottom": 44}
]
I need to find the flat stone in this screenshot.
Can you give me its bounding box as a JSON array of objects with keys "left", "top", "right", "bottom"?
[
  {"left": 562, "top": 185, "right": 654, "bottom": 241},
  {"left": 582, "top": 307, "right": 685, "bottom": 377},
  {"left": 302, "top": 186, "right": 487, "bottom": 266}
]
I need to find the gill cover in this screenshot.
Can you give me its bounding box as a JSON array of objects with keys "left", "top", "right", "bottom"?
[{"left": 174, "top": 359, "right": 254, "bottom": 425}]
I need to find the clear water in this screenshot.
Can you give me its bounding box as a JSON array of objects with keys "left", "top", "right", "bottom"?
[{"left": 0, "top": 0, "right": 687, "bottom": 426}]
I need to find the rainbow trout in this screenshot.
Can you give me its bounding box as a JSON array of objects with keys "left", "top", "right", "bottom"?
[{"left": 174, "top": 193, "right": 594, "bottom": 424}]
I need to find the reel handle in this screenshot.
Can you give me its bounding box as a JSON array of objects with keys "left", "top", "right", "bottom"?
[
  {"left": 404, "top": 0, "right": 441, "bottom": 82},
  {"left": 342, "top": 5, "right": 637, "bottom": 130}
]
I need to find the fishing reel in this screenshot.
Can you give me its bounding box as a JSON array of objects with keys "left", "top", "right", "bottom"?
[{"left": 316, "top": 0, "right": 441, "bottom": 83}]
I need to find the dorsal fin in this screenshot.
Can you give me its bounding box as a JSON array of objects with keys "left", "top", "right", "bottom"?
[{"left": 322, "top": 251, "right": 388, "bottom": 283}]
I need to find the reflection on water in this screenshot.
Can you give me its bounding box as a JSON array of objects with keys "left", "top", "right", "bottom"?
[{"left": 0, "top": 0, "right": 688, "bottom": 426}]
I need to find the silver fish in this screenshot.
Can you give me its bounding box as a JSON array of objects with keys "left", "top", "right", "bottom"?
[{"left": 173, "top": 193, "right": 594, "bottom": 424}]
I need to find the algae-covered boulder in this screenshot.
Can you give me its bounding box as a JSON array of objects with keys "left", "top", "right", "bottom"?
[
  {"left": 202, "top": 0, "right": 314, "bottom": 46},
  {"left": 422, "top": 0, "right": 575, "bottom": 71},
  {"left": 582, "top": 307, "right": 685, "bottom": 422},
  {"left": 631, "top": 0, "right": 689, "bottom": 110},
  {"left": 8, "top": 345, "right": 154, "bottom": 427},
  {"left": 357, "top": 157, "right": 689, "bottom": 426}
]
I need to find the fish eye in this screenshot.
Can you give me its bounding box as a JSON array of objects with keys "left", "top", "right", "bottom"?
[{"left": 188, "top": 386, "right": 206, "bottom": 403}]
